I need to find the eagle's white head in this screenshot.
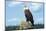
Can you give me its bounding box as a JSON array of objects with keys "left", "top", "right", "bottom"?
[{"left": 24, "top": 6, "right": 29, "bottom": 10}]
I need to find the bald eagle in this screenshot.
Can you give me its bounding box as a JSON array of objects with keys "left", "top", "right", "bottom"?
[{"left": 24, "top": 9, "right": 34, "bottom": 26}]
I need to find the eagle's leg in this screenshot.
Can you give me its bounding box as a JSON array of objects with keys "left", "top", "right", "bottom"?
[{"left": 30, "top": 20, "right": 34, "bottom": 26}]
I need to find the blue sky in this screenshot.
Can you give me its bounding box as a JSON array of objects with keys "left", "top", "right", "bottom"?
[{"left": 6, "top": 1, "right": 44, "bottom": 26}]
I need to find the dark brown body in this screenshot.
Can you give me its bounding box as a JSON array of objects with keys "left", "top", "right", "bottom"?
[{"left": 24, "top": 9, "right": 34, "bottom": 26}]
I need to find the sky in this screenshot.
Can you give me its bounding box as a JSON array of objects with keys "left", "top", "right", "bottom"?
[
  {"left": 6, "top": 0, "right": 44, "bottom": 26},
  {"left": 6, "top": 0, "right": 44, "bottom": 2}
]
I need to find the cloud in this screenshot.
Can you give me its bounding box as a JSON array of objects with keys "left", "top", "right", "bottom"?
[
  {"left": 19, "top": 0, "right": 43, "bottom": 2},
  {"left": 30, "top": 3, "right": 43, "bottom": 12},
  {"left": 8, "top": 1, "right": 23, "bottom": 7},
  {"left": 7, "top": 18, "right": 20, "bottom": 21},
  {"left": 6, "top": 18, "right": 21, "bottom": 26},
  {"left": 34, "top": 17, "right": 44, "bottom": 24}
]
